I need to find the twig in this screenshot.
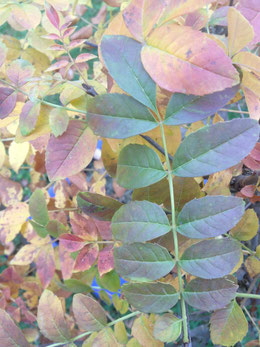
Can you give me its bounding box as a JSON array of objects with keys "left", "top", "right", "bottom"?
[
  {"left": 240, "top": 274, "right": 260, "bottom": 307},
  {"left": 140, "top": 134, "right": 174, "bottom": 161}
]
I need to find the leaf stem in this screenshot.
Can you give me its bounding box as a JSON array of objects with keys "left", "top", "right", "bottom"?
[
  {"left": 0, "top": 79, "right": 88, "bottom": 115},
  {"left": 47, "top": 311, "right": 140, "bottom": 347},
  {"left": 159, "top": 122, "right": 189, "bottom": 343},
  {"left": 236, "top": 293, "right": 260, "bottom": 300},
  {"left": 220, "top": 108, "right": 250, "bottom": 114}
]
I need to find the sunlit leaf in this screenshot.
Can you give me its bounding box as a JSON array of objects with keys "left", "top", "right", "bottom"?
[
  {"left": 179, "top": 238, "right": 241, "bottom": 279},
  {"left": 49, "top": 108, "right": 69, "bottom": 137},
  {"left": 0, "top": 309, "right": 31, "bottom": 347},
  {"left": 98, "top": 245, "right": 114, "bottom": 276},
  {"left": 230, "top": 208, "right": 259, "bottom": 241},
  {"left": 77, "top": 192, "right": 123, "bottom": 221},
  {"left": 46, "top": 120, "right": 97, "bottom": 181},
  {"left": 59, "top": 234, "right": 85, "bottom": 252},
  {"left": 132, "top": 315, "right": 163, "bottom": 347},
  {"left": 141, "top": 23, "right": 239, "bottom": 95},
  {"left": 45, "top": 2, "right": 60, "bottom": 29},
  {"left": 36, "top": 244, "right": 55, "bottom": 289},
  {"left": 153, "top": 313, "right": 182, "bottom": 343},
  {"left": 10, "top": 244, "right": 38, "bottom": 266},
  {"left": 37, "top": 290, "right": 71, "bottom": 342},
  {"left": 164, "top": 86, "right": 239, "bottom": 125},
  {"left": 72, "top": 294, "right": 107, "bottom": 331},
  {"left": 11, "top": 4, "right": 41, "bottom": 30},
  {"left": 210, "top": 300, "right": 248, "bottom": 346},
  {"left": 172, "top": 119, "right": 259, "bottom": 177},
  {"left": 112, "top": 200, "right": 171, "bottom": 243},
  {"left": 87, "top": 94, "right": 158, "bottom": 139},
  {"left": 6, "top": 59, "right": 35, "bottom": 87},
  {"left": 101, "top": 35, "right": 157, "bottom": 111},
  {"left": 183, "top": 276, "right": 238, "bottom": 311},
  {"left": 19, "top": 101, "right": 41, "bottom": 136},
  {"left": 114, "top": 242, "right": 175, "bottom": 281},
  {"left": 232, "top": 52, "right": 260, "bottom": 78},
  {"left": 123, "top": 282, "right": 179, "bottom": 313},
  {"left": 92, "top": 327, "right": 121, "bottom": 347},
  {"left": 177, "top": 196, "right": 245, "bottom": 238},
  {"left": 228, "top": 7, "right": 254, "bottom": 57},
  {"left": 116, "top": 144, "right": 166, "bottom": 189},
  {"left": 9, "top": 141, "right": 30, "bottom": 172}
]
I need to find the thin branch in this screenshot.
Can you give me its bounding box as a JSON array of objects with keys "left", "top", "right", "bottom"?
[
  {"left": 140, "top": 134, "right": 174, "bottom": 161},
  {"left": 240, "top": 274, "right": 260, "bottom": 307},
  {"left": 220, "top": 108, "right": 250, "bottom": 114}
]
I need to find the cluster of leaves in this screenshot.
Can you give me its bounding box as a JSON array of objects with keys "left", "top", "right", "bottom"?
[{"left": 0, "top": 0, "right": 260, "bottom": 346}]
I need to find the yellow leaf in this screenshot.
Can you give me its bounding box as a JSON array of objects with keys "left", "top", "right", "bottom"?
[
  {"left": 2, "top": 35, "right": 21, "bottom": 61},
  {"left": 21, "top": 47, "right": 50, "bottom": 76},
  {"left": 15, "top": 104, "right": 51, "bottom": 143},
  {"left": 245, "top": 256, "right": 260, "bottom": 278},
  {"left": 233, "top": 51, "right": 260, "bottom": 78},
  {"left": 228, "top": 7, "right": 254, "bottom": 57},
  {"left": 0, "top": 202, "right": 29, "bottom": 243},
  {"left": 10, "top": 244, "right": 39, "bottom": 265},
  {"left": 242, "top": 71, "right": 260, "bottom": 97},
  {"left": 114, "top": 321, "right": 128, "bottom": 344},
  {"left": 230, "top": 209, "right": 259, "bottom": 241},
  {"left": 0, "top": 142, "right": 6, "bottom": 169},
  {"left": 9, "top": 141, "right": 30, "bottom": 172},
  {"left": 242, "top": 86, "right": 260, "bottom": 120},
  {"left": 132, "top": 315, "right": 163, "bottom": 347}
]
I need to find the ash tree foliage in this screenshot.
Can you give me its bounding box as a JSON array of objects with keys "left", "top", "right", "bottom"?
[{"left": 0, "top": 0, "right": 260, "bottom": 346}]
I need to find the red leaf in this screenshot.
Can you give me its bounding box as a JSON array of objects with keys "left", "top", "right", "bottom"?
[
  {"left": 45, "top": 60, "right": 69, "bottom": 72},
  {"left": 0, "top": 88, "right": 17, "bottom": 119},
  {"left": 240, "top": 185, "right": 257, "bottom": 198},
  {"left": 62, "top": 26, "right": 77, "bottom": 38},
  {"left": 45, "top": 2, "right": 60, "bottom": 29},
  {"left": 59, "top": 234, "right": 85, "bottom": 252},
  {"left": 68, "top": 39, "right": 86, "bottom": 49},
  {"left": 36, "top": 245, "right": 56, "bottom": 289},
  {"left": 98, "top": 245, "right": 114, "bottom": 276},
  {"left": 59, "top": 243, "right": 75, "bottom": 280},
  {"left": 48, "top": 44, "right": 65, "bottom": 51},
  {"left": 70, "top": 212, "right": 98, "bottom": 240},
  {"left": 74, "top": 244, "right": 99, "bottom": 272},
  {"left": 41, "top": 33, "right": 60, "bottom": 40},
  {"left": 75, "top": 53, "right": 97, "bottom": 63},
  {"left": 46, "top": 120, "right": 97, "bottom": 181}
]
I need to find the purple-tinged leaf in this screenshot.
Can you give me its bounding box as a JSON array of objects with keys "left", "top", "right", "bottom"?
[
  {"left": 122, "top": 282, "right": 179, "bottom": 313},
  {"left": 59, "top": 234, "right": 85, "bottom": 252},
  {"left": 45, "top": 2, "right": 60, "bottom": 29},
  {"left": 87, "top": 94, "right": 158, "bottom": 139},
  {"left": 183, "top": 276, "right": 238, "bottom": 311},
  {"left": 6, "top": 59, "right": 34, "bottom": 87},
  {"left": 112, "top": 200, "right": 171, "bottom": 243},
  {"left": 45, "top": 60, "right": 69, "bottom": 72},
  {"left": 177, "top": 196, "right": 245, "bottom": 239},
  {"left": 72, "top": 294, "right": 107, "bottom": 331},
  {"left": 0, "top": 88, "right": 17, "bottom": 119},
  {"left": 116, "top": 144, "right": 166, "bottom": 189},
  {"left": 20, "top": 101, "right": 41, "bottom": 136},
  {"left": 77, "top": 191, "right": 123, "bottom": 221},
  {"left": 179, "top": 239, "right": 241, "bottom": 279},
  {"left": 74, "top": 244, "right": 99, "bottom": 272},
  {"left": 164, "top": 85, "right": 239, "bottom": 125},
  {"left": 172, "top": 119, "right": 259, "bottom": 177},
  {"left": 114, "top": 242, "right": 175, "bottom": 281},
  {"left": 101, "top": 35, "right": 157, "bottom": 111},
  {"left": 75, "top": 53, "right": 96, "bottom": 63},
  {"left": 0, "top": 309, "right": 31, "bottom": 347},
  {"left": 46, "top": 120, "right": 97, "bottom": 181}
]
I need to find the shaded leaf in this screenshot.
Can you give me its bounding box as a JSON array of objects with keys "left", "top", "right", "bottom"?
[
  {"left": 153, "top": 313, "right": 182, "bottom": 343},
  {"left": 87, "top": 93, "right": 157, "bottom": 139},
  {"left": 72, "top": 294, "right": 107, "bottom": 331},
  {"left": 114, "top": 321, "right": 128, "bottom": 344},
  {"left": 0, "top": 88, "right": 17, "bottom": 119},
  {"left": 29, "top": 189, "right": 49, "bottom": 227},
  {"left": 97, "top": 270, "right": 120, "bottom": 292},
  {"left": 77, "top": 192, "right": 123, "bottom": 221},
  {"left": 210, "top": 300, "right": 248, "bottom": 346},
  {"left": 46, "top": 120, "right": 97, "bottom": 181},
  {"left": 59, "top": 234, "right": 85, "bottom": 252},
  {"left": 228, "top": 7, "right": 254, "bottom": 57},
  {"left": 74, "top": 244, "right": 99, "bottom": 272},
  {"left": 114, "top": 242, "right": 175, "bottom": 281},
  {"left": 164, "top": 86, "right": 239, "bottom": 125},
  {"left": 172, "top": 119, "right": 259, "bottom": 177},
  {"left": 245, "top": 256, "right": 260, "bottom": 278},
  {"left": 49, "top": 108, "right": 69, "bottom": 137},
  {"left": 37, "top": 289, "right": 71, "bottom": 342},
  {"left": 177, "top": 196, "right": 245, "bottom": 238},
  {"left": 61, "top": 279, "right": 92, "bottom": 293},
  {"left": 230, "top": 208, "right": 259, "bottom": 241},
  {"left": 0, "top": 309, "right": 30, "bottom": 347},
  {"left": 179, "top": 238, "right": 241, "bottom": 279},
  {"left": 92, "top": 327, "right": 121, "bottom": 347},
  {"left": 123, "top": 282, "right": 179, "bottom": 313},
  {"left": 141, "top": 23, "right": 239, "bottom": 95},
  {"left": 117, "top": 144, "right": 166, "bottom": 189},
  {"left": 183, "top": 276, "right": 238, "bottom": 311},
  {"left": 98, "top": 245, "right": 114, "bottom": 276},
  {"left": 112, "top": 200, "right": 171, "bottom": 243},
  {"left": 101, "top": 35, "right": 157, "bottom": 111}
]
